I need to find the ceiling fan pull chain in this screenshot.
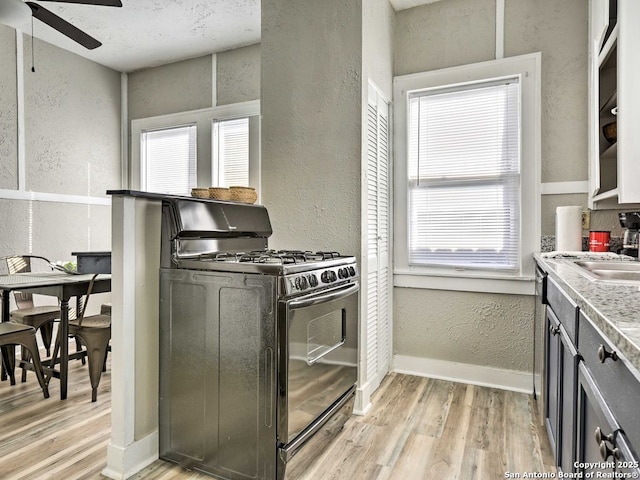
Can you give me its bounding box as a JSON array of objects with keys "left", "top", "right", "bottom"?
[{"left": 31, "top": 15, "right": 35, "bottom": 73}]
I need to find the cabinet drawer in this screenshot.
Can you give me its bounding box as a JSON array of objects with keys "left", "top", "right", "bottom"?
[
  {"left": 546, "top": 277, "right": 578, "bottom": 343},
  {"left": 578, "top": 311, "right": 640, "bottom": 451}
]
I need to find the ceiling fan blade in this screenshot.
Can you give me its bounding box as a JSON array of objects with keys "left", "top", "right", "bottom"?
[
  {"left": 26, "top": 2, "right": 101, "bottom": 50},
  {"left": 37, "top": 0, "right": 122, "bottom": 6}
]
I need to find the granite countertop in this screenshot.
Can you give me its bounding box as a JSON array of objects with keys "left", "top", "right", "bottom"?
[{"left": 535, "top": 253, "right": 640, "bottom": 374}]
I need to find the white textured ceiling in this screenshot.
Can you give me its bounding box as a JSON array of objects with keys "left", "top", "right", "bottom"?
[
  {"left": 25, "top": 0, "right": 260, "bottom": 72},
  {"left": 21, "top": 0, "right": 438, "bottom": 73}
]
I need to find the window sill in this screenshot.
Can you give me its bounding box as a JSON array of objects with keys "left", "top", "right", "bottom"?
[{"left": 393, "top": 270, "right": 535, "bottom": 295}]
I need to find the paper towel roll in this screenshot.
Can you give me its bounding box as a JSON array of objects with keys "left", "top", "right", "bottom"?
[{"left": 556, "top": 206, "right": 583, "bottom": 252}]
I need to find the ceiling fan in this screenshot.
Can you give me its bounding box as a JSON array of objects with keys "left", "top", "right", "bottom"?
[{"left": 0, "top": 0, "right": 122, "bottom": 50}]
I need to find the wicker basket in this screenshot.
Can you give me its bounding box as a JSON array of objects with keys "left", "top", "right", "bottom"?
[
  {"left": 230, "top": 186, "right": 257, "bottom": 204},
  {"left": 191, "top": 188, "right": 210, "bottom": 199},
  {"left": 209, "top": 187, "right": 231, "bottom": 201},
  {"left": 603, "top": 121, "right": 617, "bottom": 144}
]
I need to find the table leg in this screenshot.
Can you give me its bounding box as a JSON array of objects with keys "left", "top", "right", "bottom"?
[
  {"left": 59, "top": 297, "right": 69, "bottom": 400},
  {"left": 1, "top": 290, "right": 9, "bottom": 382}
]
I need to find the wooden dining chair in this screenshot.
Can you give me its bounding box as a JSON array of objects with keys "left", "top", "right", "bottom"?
[
  {"left": 52, "top": 274, "right": 111, "bottom": 402},
  {"left": 0, "top": 323, "right": 49, "bottom": 398}
]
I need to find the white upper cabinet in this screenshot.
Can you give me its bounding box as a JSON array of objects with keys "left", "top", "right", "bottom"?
[{"left": 589, "top": 0, "right": 640, "bottom": 208}]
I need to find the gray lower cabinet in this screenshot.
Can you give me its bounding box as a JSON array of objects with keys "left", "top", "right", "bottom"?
[
  {"left": 544, "top": 277, "right": 579, "bottom": 473},
  {"left": 577, "top": 362, "right": 640, "bottom": 475},
  {"left": 576, "top": 362, "right": 618, "bottom": 476},
  {"left": 577, "top": 310, "right": 640, "bottom": 476},
  {"left": 545, "top": 307, "right": 578, "bottom": 473},
  {"left": 539, "top": 266, "right": 640, "bottom": 476}
]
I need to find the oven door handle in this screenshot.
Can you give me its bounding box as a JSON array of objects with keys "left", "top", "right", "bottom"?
[{"left": 288, "top": 282, "right": 359, "bottom": 310}]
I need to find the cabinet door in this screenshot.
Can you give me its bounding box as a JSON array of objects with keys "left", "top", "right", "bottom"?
[
  {"left": 617, "top": 0, "right": 640, "bottom": 204},
  {"left": 545, "top": 308, "right": 561, "bottom": 461},
  {"left": 576, "top": 363, "right": 619, "bottom": 476},
  {"left": 544, "top": 304, "right": 579, "bottom": 472},
  {"left": 589, "top": 0, "right": 609, "bottom": 50},
  {"left": 558, "top": 325, "right": 578, "bottom": 473},
  {"left": 616, "top": 433, "right": 640, "bottom": 477}
]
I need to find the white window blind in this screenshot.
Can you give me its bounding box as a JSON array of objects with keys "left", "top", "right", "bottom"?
[
  {"left": 141, "top": 124, "right": 197, "bottom": 195},
  {"left": 408, "top": 78, "right": 521, "bottom": 271},
  {"left": 213, "top": 118, "right": 249, "bottom": 187}
]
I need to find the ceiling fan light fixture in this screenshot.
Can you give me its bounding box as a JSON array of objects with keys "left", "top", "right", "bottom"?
[{"left": 0, "top": 0, "right": 32, "bottom": 30}]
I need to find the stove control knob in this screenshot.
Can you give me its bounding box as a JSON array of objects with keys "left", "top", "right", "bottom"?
[
  {"left": 349, "top": 266, "right": 356, "bottom": 277},
  {"left": 338, "top": 268, "right": 346, "bottom": 279},
  {"left": 295, "top": 276, "right": 308, "bottom": 290},
  {"left": 321, "top": 270, "right": 337, "bottom": 283},
  {"left": 308, "top": 274, "right": 318, "bottom": 287}
]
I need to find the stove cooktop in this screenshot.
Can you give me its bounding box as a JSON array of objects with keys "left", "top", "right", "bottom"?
[{"left": 173, "top": 249, "right": 357, "bottom": 278}]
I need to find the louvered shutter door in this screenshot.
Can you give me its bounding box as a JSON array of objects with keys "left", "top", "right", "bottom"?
[{"left": 364, "top": 83, "right": 391, "bottom": 394}]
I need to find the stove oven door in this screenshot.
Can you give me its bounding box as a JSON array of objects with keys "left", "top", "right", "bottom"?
[{"left": 277, "top": 282, "right": 358, "bottom": 458}]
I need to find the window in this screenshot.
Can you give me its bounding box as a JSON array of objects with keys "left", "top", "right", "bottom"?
[
  {"left": 394, "top": 54, "right": 540, "bottom": 294},
  {"left": 141, "top": 125, "right": 197, "bottom": 195},
  {"left": 131, "top": 100, "right": 260, "bottom": 197},
  {"left": 213, "top": 118, "right": 249, "bottom": 187},
  {"left": 408, "top": 79, "right": 520, "bottom": 271}
]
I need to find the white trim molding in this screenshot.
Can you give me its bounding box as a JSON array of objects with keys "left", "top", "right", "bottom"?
[
  {"left": 394, "top": 272, "right": 535, "bottom": 295},
  {"left": 495, "top": 0, "right": 505, "bottom": 59},
  {"left": 16, "top": 31, "right": 26, "bottom": 191},
  {"left": 393, "top": 53, "right": 542, "bottom": 288},
  {"left": 541, "top": 180, "right": 589, "bottom": 195},
  {"left": 0, "top": 189, "right": 111, "bottom": 206},
  {"left": 393, "top": 355, "right": 532, "bottom": 394}
]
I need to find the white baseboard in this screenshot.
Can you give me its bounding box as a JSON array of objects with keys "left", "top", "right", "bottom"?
[
  {"left": 354, "top": 380, "right": 375, "bottom": 416},
  {"left": 102, "top": 431, "right": 158, "bottom": 480},
  {"left": 393, "top": 354, "right": 533, "bottom": 394}
]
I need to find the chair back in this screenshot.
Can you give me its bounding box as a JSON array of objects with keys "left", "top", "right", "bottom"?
[
  {"left": 6, "top": 256, "right": 35, "bottom": 309},
  {"left": 76, "top": 274, "right": 99, "bottom": 327},
  {"left": 4, "top": 255, "right": 55, "bottom": 309}
]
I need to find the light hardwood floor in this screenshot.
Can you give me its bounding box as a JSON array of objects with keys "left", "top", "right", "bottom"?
[{"left": 0, "top": 348, "right": 555, "bottom": 480}]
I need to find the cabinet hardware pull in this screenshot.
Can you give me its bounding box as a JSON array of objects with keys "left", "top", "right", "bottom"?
[
  {"left": 595, "top": 426, "right": 614, "bottom": 445},
  {"left": 597, "top": 344, "right": 618, "bottom": 363},
  {"left": 549, "top": 325, "right": 560, "bottom": 336},
  {"left": 599, "top": 441, "right": 619, "bottom": 461}
]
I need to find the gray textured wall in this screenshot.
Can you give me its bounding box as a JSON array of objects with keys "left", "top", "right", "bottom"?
[
  {"left": 504, "top": 0, "right": 588, "bottom": 185},
  {"left": 24, "top": 38, "right": 121, "bottom": 197},
  {"left": 391, "top": 0, "right": 592, "bottom": 375},
  {"left": 217, "top": 43, "right": 261, "bottom": 106},
  {"left": 394, "top": 0, "right": 495, "bottom": 76},
  {"left": 0, "top": 26, "right": 17, "bottom": 190},
  {"left": 261, "top": 0, "right": 363, "bottom": 254},
  {"left": 394, "top": 288, "right": 533, "bottom": 371},
  {"left": 128, "top": 55, "right": 213, "bottom": 120},
  {"left": 0, "top": 31, "right": 118, "bottom": 267}
]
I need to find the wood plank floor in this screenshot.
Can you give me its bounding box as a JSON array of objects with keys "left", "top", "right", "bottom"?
[{"left": 0, "top": 349, "right": 555, "bottom": 480}]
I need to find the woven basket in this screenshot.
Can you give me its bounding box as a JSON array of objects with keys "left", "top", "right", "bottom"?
[
  {"left": 603, "top": 121, "right": 617, "bottom": 144},
  {"left": 209, "top": 187, "right": 231, "bottom": 201},
  {"left": 191, "top": 188, "right": 210, "bottom": 199},
  {"left": 230, "top": 186, "right": 257, "bottom": 204}
]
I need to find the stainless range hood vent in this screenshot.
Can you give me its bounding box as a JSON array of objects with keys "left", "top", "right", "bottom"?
[{"left": 166, "top": 198, "right": 273, "bottom": 239}]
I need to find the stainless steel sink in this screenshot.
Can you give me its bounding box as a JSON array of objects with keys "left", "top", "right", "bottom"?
[{"left": 570, "top": 260, "right": 640, "bottom": 283}]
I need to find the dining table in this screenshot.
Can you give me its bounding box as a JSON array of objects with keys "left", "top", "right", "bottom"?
[{"left": 0, "top": 271, "right": 111, "bottom": 399}]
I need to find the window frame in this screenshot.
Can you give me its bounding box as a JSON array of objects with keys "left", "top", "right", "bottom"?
[
  {"left": 131, "top": 100, "right": 260, "bottom": 197},
  {"left": 393, "top": 54, "right": 541, "bottom": 295}
]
